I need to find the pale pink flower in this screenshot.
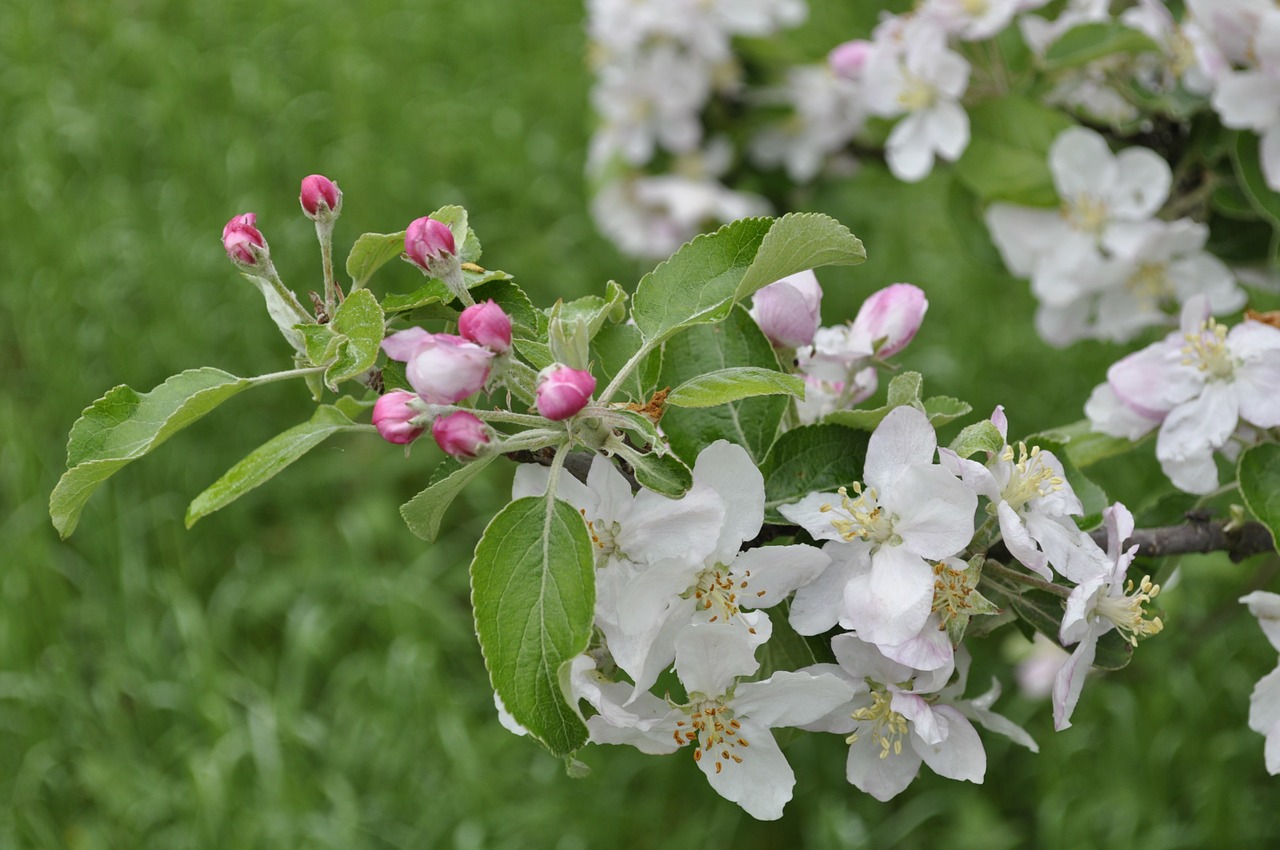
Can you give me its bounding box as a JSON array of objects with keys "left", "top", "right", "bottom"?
[{"left": 381, "top": 328, "right": 493, "bottom": 404}]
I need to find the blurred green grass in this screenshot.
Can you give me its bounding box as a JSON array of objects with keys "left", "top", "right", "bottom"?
[{"left": 4, "top": 1, "right": 1280, "bottom": 847}]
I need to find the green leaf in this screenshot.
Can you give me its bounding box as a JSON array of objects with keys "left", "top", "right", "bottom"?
[
  {"left": 552, "top": 281, "right": 628, "bottom": 339},
  {"left": 298, "top": 323, "right": 344, "bottom": 367},
  {"left": 380, "top": 279, "right": 455, "bottom": 314},
  {"left": 954, "top": 97, "right": 1076, "bottom": 206},
  {"left": 399, "top": 454, "right": 499, "bottom": 543},
  {"left": 758, "top": 602, "right": 818, "bottom": 677},
  {"left": 590, "top": 323, "right": 662, "bottom": 404},
  {"left": 1008, "top": 589, "right": 1132, "bottom": 671},
  {"left": 622, "top": 448, "right": 692, "bottom": 498},
  {"left": 1239, "top": 443, "right": 1280, "bottom": 549},
  {"left": 346, "top": 230, "right": 406, "bottom": 288},
  {"left": 239, "top": 272, "right": 310, "bottom": 354},
  {"left": 1232, "top": 132, "right": 1280, "bottom": 230},
  {"left": 513, "top": 338, "right": 555, "bottom": 371},
  {"left": 323, "top": 288, "right": 384, "bottom": 389},
  {"left": 631, "top": 213, "right": 865, "bottom": 344},
  {"left": 950, "top": 420, "right": 1005, "bottom": 459},
  {"left": 658, "top": 306, "right": 788, "bottom": 465},
  {"left": 923, "top": 395, "right": 972, "bottom": 426},
  {"left": 51, "top": 368, "right": 251, "bottom": 537},
  {"left": 606, "top": 409, "right": 664, "bottom": 453},
  {"left": 1039, "top": 418, "right": 1148, "bottom": 469},
  {"left": 760, "top": 424, "right": 870, "bottom": 524},
  {"left": 471, "top": 496, "right": 595, "bottom": 756},
  {"left": 1041, "top": 21, "right": 1161, "bottom": 71},
  {"left": 185, "top": 403, "right": 364, "bottom": 527},
  {"left": 1037, "top": 438, "right": 1108, "bottom": 529},
  {"left": 666, "top": 367, "right": 804, "bottom": 409}
]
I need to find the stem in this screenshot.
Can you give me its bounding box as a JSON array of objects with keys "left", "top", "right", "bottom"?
[
  {"left": 260, "top": 262, "right": 314, "bottom": 324},
  {"left": 545, "top": 440, "right": 572, "bottom": 499},
  {"left": 598, "top": 336, "right": 661, "bottom": 404},
  {"left": 315, "top": 219, "right": 339, "bottom": 312},
  {"left": 461, "top": 407, "right": 557, "bottom": 428},
  {"left": 247, "top": 365, "right": 327, "bottom": 386},
  {"left": 981, "top": 560, "right": 1073, "bottom": 600}
]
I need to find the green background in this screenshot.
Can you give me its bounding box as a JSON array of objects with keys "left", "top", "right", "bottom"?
[{"left": 4, "top": 0, "right": 1279, "bottom": 846}]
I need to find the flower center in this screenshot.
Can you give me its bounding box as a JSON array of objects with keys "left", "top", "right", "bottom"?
[
  {"left": 580, "top": 509, "right": 624, "bottom": 560},
  {"left": 931, "top": 561, "right": 976, "bottom": 623},
  {"left": 1181, "top": 320, "right": 1235, "bottom": 380},
  {"left": 963, "top": 0, "right": 990, "bottom": 15},
  {"left": 1124, "top": 261, "right": 1173, "bottom": 304},
  {"left": 897, "top": 73, "right": 938, "bottom": 112},
  {"left": 846, "top": 691, "right": 909, "bottom": 759},
  {"left": 821, "top": 484, "right": 899, "bottom": 546},
  {"left": 1062, "top": 194, "right": 1109, "bottom": 236},
  {"left": 1094, "top": 575, "right": 1163, "bottom": 647},
  {"left": 674, "top": 700, "right": 751, "bottom": 775},
  {"left": 688, "top": 565, "right": 761, "bottom": 635},
  {"left": 998, "top": 442, "right": 1064, "bottom": 511}
]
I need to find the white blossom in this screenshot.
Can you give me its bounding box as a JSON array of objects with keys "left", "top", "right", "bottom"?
[{"left": 1239, "top": 590, "right": 1280, "bottom": 775}]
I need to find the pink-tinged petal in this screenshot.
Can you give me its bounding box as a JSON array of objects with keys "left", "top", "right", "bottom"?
[
  {"left": 880, "top": 615, "right": 955, "bottom": 673},
  {"left": 847, "top": 546, "right": 935, "bottom": 647},
  {"left": 1241, "top": 591, "right": 1280, "bottom": 652},
  {"left": 890, "top": 465, "right": 978, "bottom": 559},
  {"left": 734, "top": 671, "right": 857, "bottom": 728},
  {"left": 674, "top": 624, "right": 760, "bottom": 698},
  {"left": 1107, "top": 338, "right": 1202, "bottom": 419},
  {"left": 990, "top": 405, "right": 1008, "bottom": 440},
  {"left": 750, "top": 271, "right": 824, "bottom": 348},
  {"left": 1110, "top": 146, "right": 1173, "bottom": 219},
  {"left": 831, "top": 632, "right": 915, "bottom": 685},
  {"left": 998, "top": 501, "right": 1051, "bottom": 579},
  {"left": 893, "top": 691, "right": 946, "bottom": 745},
  {"left": 850, "top": 283, "right": 928, "bottom": 359},
  {"left": 697, "top": 720, "right": 794, "bottom": 821},
  {"left": 380, "top": 327, "right": 431, "bottom": 361},
  {"left": 777, "top": 491, "right": 846, "bottom": 541},
  {"left": 846, "top": 729, "right": 922, "bottom": 801},
  {"left": 1052, "top": 634, "right": 1098, "bottom": 731},
  {"left": 1085, "top": 382, "right": 1161, "bottom": 440},
  {"left": 866, "top": 407, "right": 939, "bottom": 492},
  {"left": 789, "top": 542, "right": 870, "bottom": 634},
  {"left": 731, "top": 544, "right": 831, "bottom": 608},
  {"left": 913, "top": 704, "right": 986, "bottom": 783},
  {"left": 985, "top": 205, "right": 1069, "bottom": 276},
  {"left": 692, "top": 440, "right": 766, "bottom": 558}
]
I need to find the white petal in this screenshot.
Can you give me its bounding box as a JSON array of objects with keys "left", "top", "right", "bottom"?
[
  {"left": 1241, "top": 590, "right": 1280, "bottom": 652},
  {"left": 674, "top": 623, "right": 760, "bottom": 698},
  {"left": 1247, "top": 664, "right": 1280, "bottom": 741},
  {"left": 866, "top": 407, "right": 938, "bottom": 491},
  {"left": 789, "top": 542, "right": 870, "bottom": 635},
  {"left": 847, "top": 546, "right": 936, "bottom": 646},
  {"left": 846, "top": 730, "right": 922, "bottom": 801},
  {"left": 777, "top": 491, "right": 845, "bottom": 541},
  {"left": 698, "top": 720, "right": 794, "bottom": 820},
  {"left": 1051, "top": 126, "right": 1117, "bottom": 200},
  {"left": 880, "top": 615, "right": 955, "bottom": 672},
  {"left": 1052, "top": 635, "right": 1097, "bottom": 731},
  {"left": 692, "top": 440, "right": 766, "bottom": 558},
  {"left": 731, "top": 544, "right": 831, "bottom": 608},
  {"left": 984, "top": 204, "right": 1069, "bottom": 276},
  {"left": 1110, "top": 146, "right": 1172, "bottom": 219},
  {"left": 913, "top": 704, "right": 986, "bottom": 783},
  {"left": 622, "top": 483, "right": 727, "bottom": 565},
  {"left": 889, "top": 465, "right": 978, "bottom": 559},
  {"left": 831, "top": 632, "right": 914, "bottom": 684},
  {"left": 893, "top": 691, "right": 946, "bottom": 745},
  {"left": 998, "top": 501, "right": 1051, "bottom": 579},
  {"left": 733, "top": 671, "right": 857, "bottom": 728}
]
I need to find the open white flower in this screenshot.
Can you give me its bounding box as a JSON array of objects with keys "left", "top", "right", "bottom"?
[
  {"left": 1053, "top": 503, "right": 1162, "bottom": 730},
  {"left": 1240, "top": 590, "right": 1280, "bottom": 775},
  {"left": 587, "top": 625, "right": 854, "bottom": 820},
  {"left": 803, "top": 634, "right": 985, "bottom": 801},
  {"left": 780, "top": 406, "right": 977, "bottom": 649}
]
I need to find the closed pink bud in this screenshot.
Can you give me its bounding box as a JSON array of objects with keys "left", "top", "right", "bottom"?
[
  {"left": 299, "top": 174, "right": 342, "bottom": 219},
  {"left": 828, "top": 39, "right": 872, "bottom": 78},
  {"left": 222, "top": 212, "right": 266, "bottom": 265},
  {"left": 404, "top": 216, "right": 457, "bottom": 271},
  {"left": 536, "top": 365, "right": 596, "bottom": 421},
  {"left": 851, "top": 283, "right": 928, "bottom": 358},
  {"left": 458, "top": 299, "right": 513, "bottom": 353},
  {"left": 381, "top": 328, "right": 494, "bottom": 404},
  {"left": 432, "top": 411, "right": 490, "bottom": 458},
  {"left": 749, "top": 270, "right": 824, "bottom": 348},
  {"left": 372, "top": 390, "right": 425, "bottom": 445}
]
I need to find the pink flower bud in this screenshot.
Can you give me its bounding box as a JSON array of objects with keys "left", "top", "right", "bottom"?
[
  {"left": 381, "top": 328, "right": 494, "bottom": 404},
  {"left": 432, "top": 411, "right": 490, "bottom": 458},
  {"left": 222, "top": 212, "right": 266, "bottom": 265},
  {"left": 404, "top": 216, "right": 457, "bottom": 272},
  {"left": 851, "top": 283, "right": 928, "bottom": 358},
  {"left": 749, "top": 270, "right": 824, "bottom": 348},
  {"left": 828, "top": 39, "right": 872, "bottom": 78},
  {"left": 372, "top": 390, "right": 425, "bottom": 445},
  {"left": 299, "top": 174, "right": 342, "bottom": 219},
  {"left": 458, "top": 299, "right": 513, "bottom": 353},
  {"left": 536, "top": 365, "right": 596, "bottom": 421}
]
